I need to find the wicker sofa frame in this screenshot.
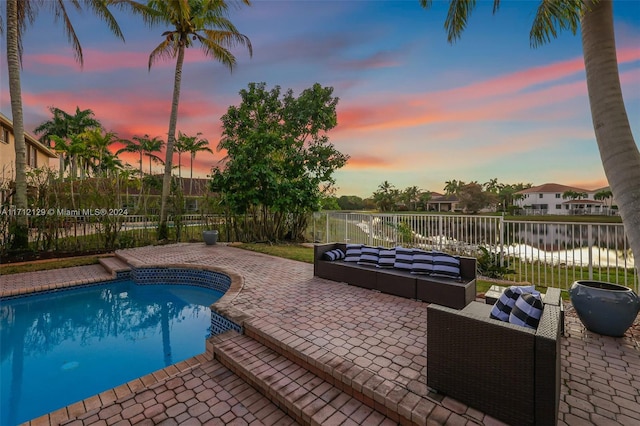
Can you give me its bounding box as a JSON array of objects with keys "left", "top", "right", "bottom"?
[
  {"left": 427, "top": 287, "right": 563, "bottom": 426},
  {"left": 313, "top": 243, "right": 477, "bottom": 309}
]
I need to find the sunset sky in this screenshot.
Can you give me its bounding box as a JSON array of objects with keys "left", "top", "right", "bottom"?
[{"left": 1, "top": 0, "right": 639, "bottom": 198}]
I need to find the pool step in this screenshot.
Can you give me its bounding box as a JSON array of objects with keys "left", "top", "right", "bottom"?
[
  {"left": 98, "top": 256, "right": 131, "bottom": 276},
  {"left": 241, "top": 321, "right": 444, "bottom": 426},
  {"left": 211, "top": 331, "right": 396, "bottom": 426}
]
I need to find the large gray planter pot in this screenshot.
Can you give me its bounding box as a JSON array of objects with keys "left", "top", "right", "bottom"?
[
  {"left": 203, "top": 230, "right": 218, "bottom": 245},
  {"left": 569, "top": 280, "right": 640, "bottom": 337}
]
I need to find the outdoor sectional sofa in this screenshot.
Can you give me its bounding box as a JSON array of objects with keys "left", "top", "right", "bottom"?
[
  {"left": 427, "top": 287, "right": 563, "bottom": 426},
  {"left": 313, "top": 243, "right": 477, "bottom": 309}
]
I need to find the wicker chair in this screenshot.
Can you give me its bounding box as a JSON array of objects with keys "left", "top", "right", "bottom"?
[{"left": 426, "top": 288, "right": 562, "bottom": 426}]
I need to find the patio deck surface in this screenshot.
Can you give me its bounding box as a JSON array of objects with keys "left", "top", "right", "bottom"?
[{"left": 2, "top": 243, "right": 639, "bottom": 425}]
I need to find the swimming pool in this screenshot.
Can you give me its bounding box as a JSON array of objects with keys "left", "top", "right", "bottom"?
[{"left": 0, "top": 278, "right": 223, "bottom": 425}]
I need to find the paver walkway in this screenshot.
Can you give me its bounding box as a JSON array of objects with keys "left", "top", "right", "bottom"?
[{"left": 2, "top": 243, "right": 639, "bottom": 425}]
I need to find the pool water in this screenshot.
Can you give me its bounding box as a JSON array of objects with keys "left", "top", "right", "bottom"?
[{"left": 0, "top": 280, "right": 223, "bottom": 426}]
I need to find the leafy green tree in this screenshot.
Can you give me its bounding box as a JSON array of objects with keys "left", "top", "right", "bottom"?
[
  {"left": 120, "top": 0, "right": 253, "bottom": 239},
  {"left": 457, "top": 182, "right": 497, "bottom": 214},
  {"left": 3, "top": 1, "right": 123, "bottom": 249},
  {"left": 320, "top": 195, "right": 340, "bottom": 211},
  {"left": 373, "top": 181, "right": 399, "bottom": 212},
  {"left": 337, "top": 195, "right": 365, "bottom": 210},
  {"left": 211, "top": 82, "right": 348, "bottom": 241},
  {"left": 420, "top": 0, "right": 640, "bottom": 279}
]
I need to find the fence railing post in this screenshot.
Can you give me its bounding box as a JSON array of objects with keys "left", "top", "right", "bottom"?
[
  {"left": 499, "top": 214, "right": 505, "bottom": 268},
  {"left": 369, "top": 214, "right": 374, "bottom": 246},
  {"left": 588, "top": 224, "right": 594, "bottom": 280},
  {"left": 326, "top": 212, "right": 330, "bottom": 243}
]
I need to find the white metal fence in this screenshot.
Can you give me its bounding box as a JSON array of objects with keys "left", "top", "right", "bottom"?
[{"left": 310, "top": 212, "right": 638, "bottom": 292}]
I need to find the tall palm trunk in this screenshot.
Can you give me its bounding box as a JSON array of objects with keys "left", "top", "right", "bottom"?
[
  {"left": 189, "top": 153, "right": 194, "bottom": 195},
  {"left": 159, "top": 40, "right": 185, "bottom": 239},
  {"left": 6, "top": 0, "right": 29, "bottom": 249},
  {"left": 581, "top": 0, "right": 640, "bottom": 273}
]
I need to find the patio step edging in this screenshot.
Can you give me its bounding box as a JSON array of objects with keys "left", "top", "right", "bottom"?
[
  {"left": 242, "top": 320, "right": 455, "bottom": 426},
  {"left": 210, "top": 330, "right": 397, "bottom": 425}
]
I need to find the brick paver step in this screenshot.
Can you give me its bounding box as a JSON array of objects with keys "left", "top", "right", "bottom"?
[
  {"left": 242, "top": 320, "right": 465, "bottom": 426},
  {"left": 98, "top": 255, "right": 131, "bottom": 275},
  {"left": 211, "top": 331, "right": 398, "bottom": 426}
]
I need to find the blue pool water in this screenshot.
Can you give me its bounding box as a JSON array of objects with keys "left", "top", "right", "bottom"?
[{"left": 0, "top": 280, "right": 223, "bottom": 425}]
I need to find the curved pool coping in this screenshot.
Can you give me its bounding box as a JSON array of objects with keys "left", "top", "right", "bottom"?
[{"left": 3, "top": 262, "right": 247, "bottom": 426}]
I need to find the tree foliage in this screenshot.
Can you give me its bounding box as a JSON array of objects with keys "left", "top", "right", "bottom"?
[
  {"left": 337, "top": 195, "right": 365, "bottom": 210},
  {"left": 372, "top": 181, "right": 399, "bottom": 212},
  {"left": 457, "top": 182, "right": 497, "bottom": 214},
  {"left": 211, "top": 82, "right": 349, "bottom": 242}
]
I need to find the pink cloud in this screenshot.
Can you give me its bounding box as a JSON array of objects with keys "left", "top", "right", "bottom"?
[
  {"left": 344, "top": 154, "right": 393, "bottom": 170},
  {"left": 24, "top": 46, "right": 217, "bottom": 74},
  {"left": 336, "top": 49, "right": 640, "bottom": 134}
]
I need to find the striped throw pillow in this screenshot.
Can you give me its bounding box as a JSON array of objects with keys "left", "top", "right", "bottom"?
[
  {"left": 377, "top": 247, "right": 396, "bottom": 269},
  {"left": 344, "top": 244, "right": 363, "bottom": 262},
  {"left": 358, "top": 246, "right": 380, "bottom": 266},
  {"left": 490, "top": 286, "right": 538, "bottom": 322},
  {"left": 393, "top": 247, "right": 414, "bottom": 271},
  {"left": 411, "top": 250, "right": 433, "bottom": 275},
  {"left": 509, "top": 293, "right": 544, "bottom": 329},
  {"left": 431, "top": 252, "right": 461, "bottom": 279},
  {"left": 322, "top": 248, "right": 345, "bottom": 261}
]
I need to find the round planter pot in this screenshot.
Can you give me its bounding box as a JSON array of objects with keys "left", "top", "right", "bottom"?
[
  {"left": 202, "top": 230, "right": 219, "bottom": 245},
  {"left": 569, "top": 280, "right": 640, "bottom": 337}
]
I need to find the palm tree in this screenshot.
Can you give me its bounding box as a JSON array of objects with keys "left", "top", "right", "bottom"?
[
  {"left": 34, "top": 106, "right": 69, "bottom": 148},
  {"left": 3, "top": 0, "right": 124, "bottom": 249},
  {"left": 35, "top": 107, "right": 102, "bottom": 180},
  {"left": 181, "top": 132, "right": 212, "bottom": 195},
  {"left": 81, "top": 128, "right": 121, "bottom": 177},
  {"left": 122, "top": 0, "right": 253, "bottom": 239},
  {"left": 402, "top": 185, "right": 421, "bottom": 211},
  {"left": 484, "top": 178, "right": 501, "bottom": 194},
  {"left": 594, "top": 189, "right": 613, "bottom": 207},
  {"left": 419, "top": 0, "right": 640, "bottom": 276},
  {"left": 373, "top": 181, "right": 398, "bottom": 212},
  {"left": 140, "top": 135, "right": 165, "bottom": 176},
  {"left": 117, "top": 134, "right": 165, "bottom": 177},
  {"left": 444, "top": 179, "right": 464, "bottom": 195},
  {"left": 117, "top": 137, "right": 145, "bottom": 181},
  {"left": 418, "top": 191, "right": 432, "bottom": 211},
  {"left": 173, "top": 132, "right": 189, "bottom": 181}
]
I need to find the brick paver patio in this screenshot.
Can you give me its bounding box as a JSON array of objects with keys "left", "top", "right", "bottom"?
[{"left": 2, "top": 243, "right": 638, "bottom": 425}]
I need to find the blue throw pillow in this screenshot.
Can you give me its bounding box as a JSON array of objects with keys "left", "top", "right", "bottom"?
[
  {"left": 322, "top": 248, "right": 345, "bottom": 261},
  {"left": 411, "top": 250, "right": 433, "bottom": 275},
  {"left": 431, "top": 252, "right": 461, "bottom": 279},
  {"left": 344, "top": 244, "right": 363, "bottom": 262},
  {"left": 393, "top": 247, "right": 414, "bottom": 270},
  {"left": 377, "top": 247, "right": 396, "bottom": 269},
  {"left": 358, "top": 246, "right": 380, "bottom": 266},
  {"left": 509, "top": 293, "right": 544, "bottom": 329}
]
